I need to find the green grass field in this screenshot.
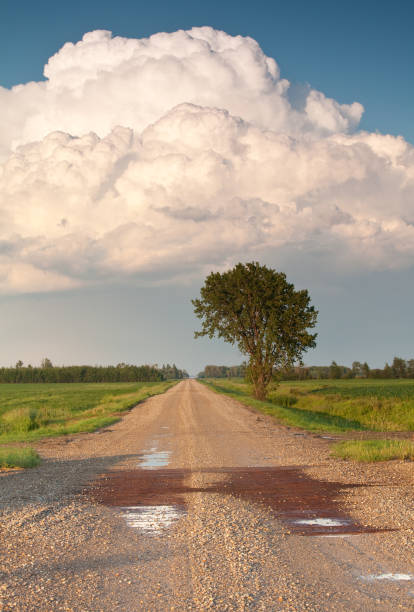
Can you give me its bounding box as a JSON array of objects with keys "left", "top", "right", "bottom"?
[
  {"left": 202, "top": 378, "right": 414, "bottom": 433},
  {"left": 0, "top": 381, "right": 176, "bottom": 443}
]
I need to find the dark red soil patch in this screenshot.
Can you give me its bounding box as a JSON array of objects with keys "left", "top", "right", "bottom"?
[
  {"left": 89, "top": 468, "right": 191, "bottom": 508},
  {"left": 88, "top": 466, "right": 391, "bottom": 536}
]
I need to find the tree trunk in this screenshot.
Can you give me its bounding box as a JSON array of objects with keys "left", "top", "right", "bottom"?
[
  {"left": 253, "top": 385, "right": 267, "bottom": 401},
  {"left": 251, "top": 370, "right": 268, "bottom": 401}
]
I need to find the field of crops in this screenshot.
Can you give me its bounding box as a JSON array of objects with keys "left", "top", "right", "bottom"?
[
  {"left": 203, "top": 378, "right": 414, "bottom": 432},
  {"left": 0, "top": 381, "right": 175, "bottom": 443}
]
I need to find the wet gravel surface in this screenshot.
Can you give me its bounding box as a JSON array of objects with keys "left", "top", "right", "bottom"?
[{"left": 1, "top": 380, "right": 413, "bottom": 611}]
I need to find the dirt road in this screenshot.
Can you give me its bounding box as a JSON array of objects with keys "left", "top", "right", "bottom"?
[{"left": 1, "top": 380, "right": 413, "bottom": 611}]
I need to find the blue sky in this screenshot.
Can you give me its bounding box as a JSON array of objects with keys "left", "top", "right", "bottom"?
[{"left": 0, "top": 0, "right": 413, "bottom": 374}]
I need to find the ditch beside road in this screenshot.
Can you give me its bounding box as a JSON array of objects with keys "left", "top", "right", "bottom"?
[{"left": 1, "top": 379, "right": 413, "bottom": 611}]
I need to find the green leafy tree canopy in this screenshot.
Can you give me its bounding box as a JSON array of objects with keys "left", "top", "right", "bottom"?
[{"left": 192, "top": 262, "right": 318, "bottom": 400}]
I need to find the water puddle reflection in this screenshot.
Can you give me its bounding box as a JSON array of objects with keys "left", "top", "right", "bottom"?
[
  {"left": 121, "top": 504, "right": 184, "bottom": 534},
  {"left": 140, "top": 448, "right": 171, "bottom": 469},
  {"left": 294, "top": 518, "right": 348, "bottom": 527},
  {"left": 361, "top": 574, "right": 413, "bottom": 582}
]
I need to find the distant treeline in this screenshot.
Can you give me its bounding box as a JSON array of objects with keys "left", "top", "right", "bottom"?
[
  {"left": 284, "top": 357, "right": 414, "bottom": 380},
  {"left": 198, "top": 364, "right": 246, "bottom": 378},
  {"left": 160, "top": 363, "right": 189, "bottom": 380},
  {"left": 0, "top": 360, "right": 189, "bottom": 383},
  {"left": 198, "top": 357, "right": 414, "bottom": 380}
]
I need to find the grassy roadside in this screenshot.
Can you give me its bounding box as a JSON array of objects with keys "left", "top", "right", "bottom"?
[
  {"left": 201, "top": 378, "right": 414, "bottom": 461},
  {"left": 0, "top": 447, "right": 41, "bottom": 469},
  {"left": 201, "top": 379, "right": 367, "bottom": 432},
  {"left": 333, "top": 439, "right": 414, "bottom": 462},
  {"left": 0, "top": 380, "right": 177, "bottom": 443},
  {"left": 201, "top": 378, "right": 414, "bottom": 432}
]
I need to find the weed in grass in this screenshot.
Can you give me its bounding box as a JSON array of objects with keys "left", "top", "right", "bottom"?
[
  {"left": 333, "top": 439, "right": 414, "bottom": 462},
  {"left": 0, "top": 446, "right": 41, "bottom": 468},
  {"left": 275, "top": 394, "right": 298, "bottom": 408}
]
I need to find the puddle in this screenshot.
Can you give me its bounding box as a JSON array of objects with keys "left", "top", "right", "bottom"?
[
  {"left": 89, "top": 465, "right": 390, "bottom": 536},
  {"left": 199, "top": 467, "right": 387, "bottom": 536},
  {"left": 91, "top": 468, "right": 191, "bottom": 506},
  {"left": 361, "top": 574, "right": 414, "bottom": 582},
  {"left": 121, "top": 505, "right": 184, "bottom": 534},
  {"left": 90, "top": 468, "right": 189, "bottom": 535},
  {"left": 139, "top": 449, "right": 170, "bottom": 469},
  {"left": 294, "top": 518, "right": 348, "bottom": 527}
]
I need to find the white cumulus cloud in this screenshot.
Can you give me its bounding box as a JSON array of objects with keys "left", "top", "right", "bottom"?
[
  {"left": 0, "top": 27, "right": 363, "bottom": 159},
  {"left": 0, "top": 27, "right": 413, "bottom": 293}
]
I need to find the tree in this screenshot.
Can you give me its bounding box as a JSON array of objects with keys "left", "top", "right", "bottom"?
[
  {"left": 15, "top": 360, "right": 23, "bottom": 368},
  {"left": 192, "top": 262, "right": 318, "bottom": 400},
  {"left": 383, "top": 362, "right": 392, "bottom": 378},
  {"left": 407, "top": 359, "right": 414, "bottom": 379},
  {"left": 352, "top": 361, "right": 362, "bottom": 377},
  {"left": 329, "top": 361, "right": 342, "bottom": 379},
  {"left": 41, "top": 357, "right": 53, "bottom": 368},
  {"left": 392, "top": 356, "right": 407, "bottom": 378},
  {"left": 362, "top": 362, "right": 370, "bottom": 378}
]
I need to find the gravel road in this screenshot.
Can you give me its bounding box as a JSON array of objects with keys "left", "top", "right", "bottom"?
[{"left": 1, "top": 379, "right": 413, "bottom": 611}]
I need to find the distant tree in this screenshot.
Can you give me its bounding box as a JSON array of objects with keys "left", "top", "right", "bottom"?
[
  {"left": 406, "top": 359, "right": 414, "bottom": 379},
  {"left": 41, "top": 357, "right": 53, "bottom": 368},
  {"left": 193, "top": 262, "right": 318, "bottom": 400},
  {"left": 307, "top": 365, "right": 329, "bottom": 379},
  {"left": 367, "top": 368, "right": 376, "bottom": 378},
  {"left": 392, "top": 356, "right": 407, "bottom": 378},
  {"left": 197, "top": 363, "right": 246, "bottom": 379},
  {"left": 362, "top": 362, "right": 370, "bottom": 378},
  {"left": 15, "top": 360, "right": 23, "bottom": 368},
  {"left": 383, "top": 362, "right": 392, "bottom": 378},
  {"left": 160, "top": 363, "right": 189, "bottom": 379},
  {"left": 329, "top": 361, "right": 342, "bottom": 379},
  {"left": 343, "top": 369, "right": 354, "bottom": 379},
  {"left": 352, "top": 361, "right": 363, "bottom": 377}
]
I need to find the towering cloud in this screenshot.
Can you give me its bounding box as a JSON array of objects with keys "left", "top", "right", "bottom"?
[{"left": 0, "top": 28, "right": 412, "bottom": 293}]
